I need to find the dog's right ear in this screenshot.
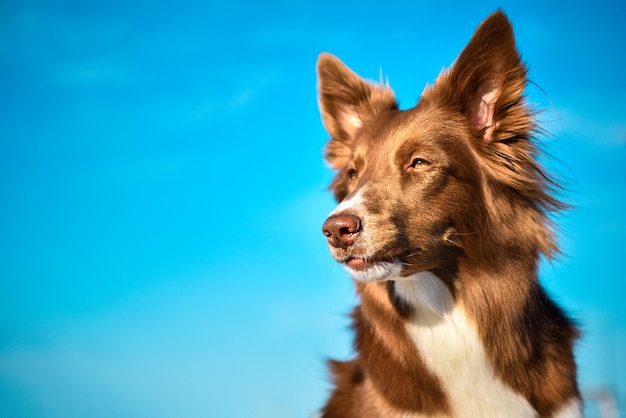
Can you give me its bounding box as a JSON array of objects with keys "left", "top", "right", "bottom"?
[{"left": 317, "top": 53, "right": 397, "bottom": 170}]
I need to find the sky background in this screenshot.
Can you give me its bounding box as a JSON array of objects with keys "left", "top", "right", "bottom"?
[{"left": 0, "top": 0, "right": 625, "bottom": 417}]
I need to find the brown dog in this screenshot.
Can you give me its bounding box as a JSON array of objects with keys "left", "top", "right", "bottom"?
[{"left": 317, "top": 11, "right": 581, "bottom": 418}]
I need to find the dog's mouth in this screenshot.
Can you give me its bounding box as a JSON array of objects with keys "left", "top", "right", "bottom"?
[
  {"left": 345, "top": 255, "right": 396, "bottom": 270},
  {"left": 339, "top": 250, "right": 420, "bottom": 282}
]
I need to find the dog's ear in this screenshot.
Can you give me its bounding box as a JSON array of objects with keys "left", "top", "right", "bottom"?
[
  {"left": 317, "top": 53, "right": 397, "bottom": 169},
  {"left": 430, "top": 11, "right": 531, "bottom": 143}
]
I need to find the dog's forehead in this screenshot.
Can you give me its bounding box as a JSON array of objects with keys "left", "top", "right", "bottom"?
[{"left": 355, "top": 106, "right": 462, "bottom": 152}]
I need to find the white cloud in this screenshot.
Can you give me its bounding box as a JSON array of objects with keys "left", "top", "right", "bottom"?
[
  {"left": 55, "top": 60, "right": 135, "bottom": 86},
  {"left": 547, "top": 107, "right": 626, "bottom": 146}
]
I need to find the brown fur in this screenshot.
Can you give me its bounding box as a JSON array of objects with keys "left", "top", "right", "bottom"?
[{"left": 316, "top": 11, "right": 580, "bottom": 418}]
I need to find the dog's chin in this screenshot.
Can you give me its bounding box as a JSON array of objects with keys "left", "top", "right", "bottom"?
[{"left": 343, "top": 258, "right": 403, "bottom": 283}]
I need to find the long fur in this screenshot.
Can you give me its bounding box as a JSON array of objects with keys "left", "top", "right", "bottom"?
[{"left": 316, "top": 11, "right": 580, "bottom": 418}]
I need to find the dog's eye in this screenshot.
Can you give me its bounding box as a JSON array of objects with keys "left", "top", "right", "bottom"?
[
  {"left": 347, "top": 168, "right": 358, "bottom": 180},
  {"left": 409, "top": 158, "right": 432, "bottom": 170}
]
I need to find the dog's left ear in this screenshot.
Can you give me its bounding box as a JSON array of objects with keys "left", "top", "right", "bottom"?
[
  {"left": 431, "top": 11, "right": 531, "bottom": 143},
  {"left": 317, "top": 53, "right": 397, "bottom": 169}
]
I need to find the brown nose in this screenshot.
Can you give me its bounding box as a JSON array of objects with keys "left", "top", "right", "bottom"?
[{"left": 322, "top": 214, "right": 362, "bottom": 249}]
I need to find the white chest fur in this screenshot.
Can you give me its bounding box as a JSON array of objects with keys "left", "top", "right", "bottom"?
[{"left": 393, "top": 272, "right": 538, "bottom": 418}]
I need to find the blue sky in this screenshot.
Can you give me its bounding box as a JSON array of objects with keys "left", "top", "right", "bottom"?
[{"left": 0, "top": 0, "right": 625, "bottom": 417}]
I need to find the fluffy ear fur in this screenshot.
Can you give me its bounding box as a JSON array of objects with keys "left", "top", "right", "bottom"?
[
  {"left": 426, "top": 11, "right": 565, "bottom": 259},
  {"left": 428, "top": 10, "right": 531, "bottom": 143},
  {"left": 316, "top": 54, "right": 398, "bottom": 169}
]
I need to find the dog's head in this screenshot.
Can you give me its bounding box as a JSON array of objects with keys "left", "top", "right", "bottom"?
[{"left": 317, "top": 11, "right": 563, "bottom": 283}]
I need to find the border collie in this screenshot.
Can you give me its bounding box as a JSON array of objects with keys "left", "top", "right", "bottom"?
[{"left": 316, "top": 11, "right": 580, "bottom": 418}]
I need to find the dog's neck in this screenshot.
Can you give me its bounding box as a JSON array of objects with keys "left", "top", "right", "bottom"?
[
  {"left": 351, "top": 267, "right": 579, "bottom": 417},
  {"left": 392, "top": 271, "right": 539, "bottom": 417}
]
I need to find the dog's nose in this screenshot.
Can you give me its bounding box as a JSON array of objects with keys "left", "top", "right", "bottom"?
[{"left": 322, "top": 214, "right": 361, "bottom": 249}]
